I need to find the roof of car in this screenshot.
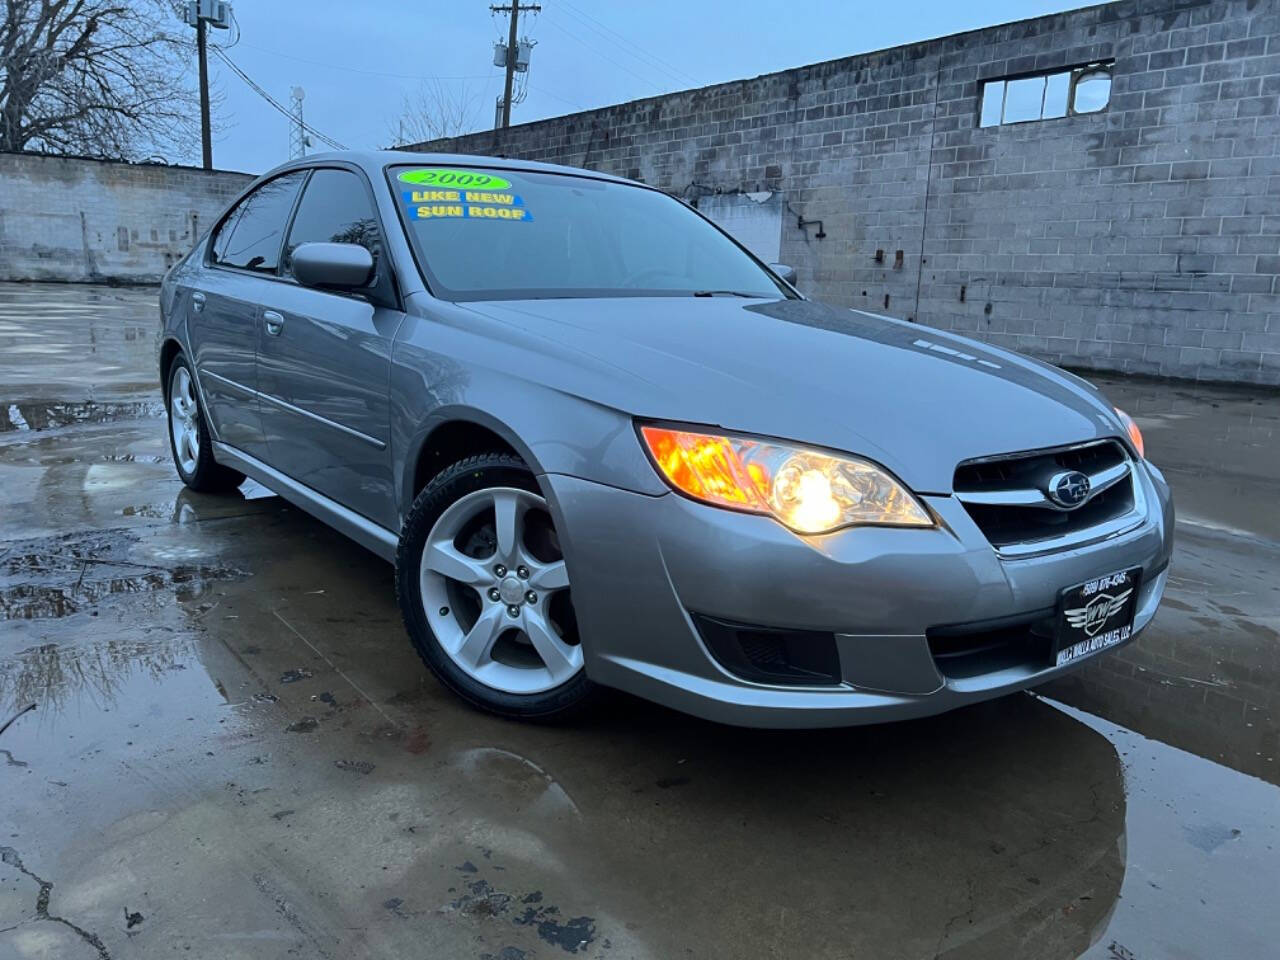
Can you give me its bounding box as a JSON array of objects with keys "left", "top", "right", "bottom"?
[{"left": 264, "top": 149, "right": 636, "bottom": 187}]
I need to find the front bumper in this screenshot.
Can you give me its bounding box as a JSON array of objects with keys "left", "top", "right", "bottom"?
[{"left": 543, "top": 460, "right": 1173, "bottom": 728}]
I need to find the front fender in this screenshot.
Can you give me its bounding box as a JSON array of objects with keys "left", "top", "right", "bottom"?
[{"left": 390, "top": 322, "right": 666, "bottom": 523}]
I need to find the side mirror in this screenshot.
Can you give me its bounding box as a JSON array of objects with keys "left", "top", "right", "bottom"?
[
  {"left": 770, "top": 263, "right": 797, "bottom": 285},
  {"left": 292, "top": 242, "right": 374, "bottom": 291}
]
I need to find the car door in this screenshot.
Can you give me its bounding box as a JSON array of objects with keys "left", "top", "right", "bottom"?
[
  {"left": 186, "top": 170, "right": 307, "bottom": 461},
  {"left": 256, "top": 166, "right": 403, "bottom": 531}
]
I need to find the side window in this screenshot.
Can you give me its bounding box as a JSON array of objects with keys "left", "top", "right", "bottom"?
[
  {"left": 210, "top": 206, "right": 242, "bottom": 263},
  {"left": 211, "top": 171, "right": 307, "bottom": 272},
  {"left": 284, "top": 169, "right": 382, "bottom": 276}
]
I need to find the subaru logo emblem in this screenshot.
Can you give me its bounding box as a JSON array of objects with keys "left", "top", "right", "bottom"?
[{"left": 1047, "top": 470, "right": 1091, "bottom": 508}]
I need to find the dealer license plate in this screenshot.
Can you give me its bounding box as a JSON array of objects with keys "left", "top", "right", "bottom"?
[{"left": 1054, "top": 567, "right": 1142, "bottom": 667}]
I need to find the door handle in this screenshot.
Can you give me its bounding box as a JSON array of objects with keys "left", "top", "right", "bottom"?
[
  {"left": 263, "top": 310, "right": 285, "bottom": 336},
  {"left": 191, "top": 292, "right": 206, "bottom": 313}
]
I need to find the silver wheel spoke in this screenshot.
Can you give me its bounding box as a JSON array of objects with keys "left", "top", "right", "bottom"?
[
  {"left": 423, "top": 540, "right": 491, "bottom": 586},
  {"left": 454, "top": 604, "right": 506, "bottom": 668},
  {"left": 183, "top": 427, "right": 199, "bottom": 464},
  {"left": 174, "top": 371, "right": 192, "bottom": 414},
  {"left": 529, "top": 560, "right": 569, "bottom": 591},
  {"left": 522, "top": 608, "right": 579, "bottom": 683},
  {"left": 492, "top": 490, "right": 521, "bottom": 560}
]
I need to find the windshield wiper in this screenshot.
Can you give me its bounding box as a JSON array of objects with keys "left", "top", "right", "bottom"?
[{"left": 691, "top": 290, "right": 763, "bottom": 298}]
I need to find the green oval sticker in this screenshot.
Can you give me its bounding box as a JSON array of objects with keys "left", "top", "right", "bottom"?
[{"left": 398, "top": 168, "right": 512, "bottom": 190}]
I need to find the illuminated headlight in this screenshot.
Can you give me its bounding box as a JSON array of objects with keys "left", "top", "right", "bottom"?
[{"left": 639, "top": 425, "right": 933, "bottom": 535}]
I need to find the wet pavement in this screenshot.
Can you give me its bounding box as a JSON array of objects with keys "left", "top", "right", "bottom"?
[{"left": 0, "top": 281, "right": 1277, "bottom": 960}]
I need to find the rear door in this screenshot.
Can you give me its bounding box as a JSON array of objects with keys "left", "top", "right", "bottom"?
[
  {"left": 186, "top": 171, "right": 307, "bottom": 460},
  {"left": 256, "top": 166, "right": 403, "bottom": 530}
]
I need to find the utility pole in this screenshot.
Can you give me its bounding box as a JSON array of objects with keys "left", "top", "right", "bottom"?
[
  {"left": 183, "top": 1, "right": 233, "bottom": 169},
  {"left": 196, "top": 18, "right": 211, "bottom": 169},
  {"left": 490, "top": 2, "right": 540, "bottom": 128}
]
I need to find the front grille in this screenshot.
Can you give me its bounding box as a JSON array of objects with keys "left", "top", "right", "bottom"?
[
  {"left": 954, "top": 440, "right": 1141, "bottom": 555},
  {"left": 962, "top": 478, "right": 1132, "bottom": 547},
  {"left": 956, "top": 440, "right": 1123, "bottom": 488}
]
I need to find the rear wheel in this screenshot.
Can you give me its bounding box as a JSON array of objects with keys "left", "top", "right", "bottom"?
[
  {"left": 396, "top": 453, "right": 595, "bottom": 720},
  {"left": 166, "top": 354, "right": 245, "bottom": 493}
]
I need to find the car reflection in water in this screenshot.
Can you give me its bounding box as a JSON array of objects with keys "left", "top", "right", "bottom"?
[{"left": 429, "top": 693, "right": 1127, "bottom": 959}]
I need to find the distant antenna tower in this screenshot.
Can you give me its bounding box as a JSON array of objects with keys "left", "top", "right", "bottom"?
[{"left": 289, "top": 86, "right": 310, "bottom": 159}]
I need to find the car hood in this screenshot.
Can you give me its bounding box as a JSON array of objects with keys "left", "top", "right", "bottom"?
[{"left": 460, "top": 296, "right": 1122, "bottom": 494}]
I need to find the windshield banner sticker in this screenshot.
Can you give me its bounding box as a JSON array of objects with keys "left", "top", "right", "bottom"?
[
  {"left": 397, "top": 168, "right": 512, "bottom": 190},
  {"left": 405, "top": 188, "right": 532, "bottom": 222},
  {"left": 402, "top": 189, "right": 524, "bottom": 206}
]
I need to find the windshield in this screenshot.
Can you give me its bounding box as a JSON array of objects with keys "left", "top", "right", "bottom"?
[{"left": 389, "top": 164, "right": 793, "bottom": 302}]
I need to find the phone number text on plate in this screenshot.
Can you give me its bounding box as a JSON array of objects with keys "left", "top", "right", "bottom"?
[{"left": 1081, "top": 570, "right": 1131, "bottom": 597}]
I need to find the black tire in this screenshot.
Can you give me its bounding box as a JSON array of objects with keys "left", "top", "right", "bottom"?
[
  {"left": 165, "top": 353, "right": 245, "bottom": 494},
  {"left": 395, "top": 453, "right": 597, "bottom": 721}
]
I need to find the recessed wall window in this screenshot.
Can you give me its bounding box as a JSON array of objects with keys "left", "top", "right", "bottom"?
[
  {"left": 979, "top": 62, "right": 1113, "bottom": 127},
  {"left": 1072, "top": 68, "right": 1112, "bottom": 113}
]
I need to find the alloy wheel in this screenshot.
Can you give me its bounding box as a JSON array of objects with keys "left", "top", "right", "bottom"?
[
  {"left": 169, "top": 366, "right": 200, "bottom": 475},
  {"left": 419, "top": 486, "right": 582, "bottom": 694}
]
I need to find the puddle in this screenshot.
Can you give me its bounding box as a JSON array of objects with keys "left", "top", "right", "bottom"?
[
  {"left": 0, "top": 634, "right": 198, "bottom": 715},
  {"left": 1, "top": 399, "right": 165, "bottom": 433},
  {"left": 1055, "top": 698, "right": 1280, "bottom": 959},
  {"left": 121, "top": 486, "right": 284, "bottom": 525},
  {"left": 102, "top": 452, "right": 169, "bottom": 463},
  {"left": 121, "top": 503, "right": 177, "bottom": 520},
  {"left": 0, "top": 528, "right": 244, "bottom": 620}
]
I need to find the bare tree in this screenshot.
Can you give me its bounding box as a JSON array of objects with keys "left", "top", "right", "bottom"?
[
  {"left": 387, "top": 79, "right": 483, "bottom": 147},
  {"left": 0, "top": 0, "right": 198, "bottom": 159}
]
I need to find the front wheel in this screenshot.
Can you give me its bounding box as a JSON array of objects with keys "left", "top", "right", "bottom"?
[{"left": 395, "top": 453, "right": 595, "bottom": 721}]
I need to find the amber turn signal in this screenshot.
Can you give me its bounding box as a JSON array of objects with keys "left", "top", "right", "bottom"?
[
  {"left": 639, "top": 426, "right": 767, "bottom": 510},
  {"left": 1114, "top": 408, "right": 1145, "bottom": 459}
]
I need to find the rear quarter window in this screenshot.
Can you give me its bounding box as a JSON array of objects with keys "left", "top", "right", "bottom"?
[{"left": 211, "top": 171, "right": 307, "bottom": 273}]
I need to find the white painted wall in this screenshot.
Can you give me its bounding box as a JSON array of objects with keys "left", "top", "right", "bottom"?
[
  {"left": 697, "top": 191, "right": 783, "bottom": 264},
  {"left": 0, "top": 154, "right": 251, "bottom": 283}
]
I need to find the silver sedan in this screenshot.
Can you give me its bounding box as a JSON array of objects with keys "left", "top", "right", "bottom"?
[{"left": 158, "top": 151, "right": 1172, "bottom": 726}]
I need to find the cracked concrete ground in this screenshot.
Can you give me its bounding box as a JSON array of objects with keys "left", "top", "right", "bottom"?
[{"left": 0, "top": 282, "right": 1278, "bottom": 960}]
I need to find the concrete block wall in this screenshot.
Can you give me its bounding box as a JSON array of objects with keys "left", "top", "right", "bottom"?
[
  {"left": 412, "top": 0, "right": 1280, "bottom": 385},
  {"left": 916, "top": 0, "right": 1280, "bottom": 384},
  {"left": 0, "top": 153, "right": 252, "bottom": 284}
]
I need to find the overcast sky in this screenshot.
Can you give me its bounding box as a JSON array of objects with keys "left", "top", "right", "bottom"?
[{"left": 194, "top": 0, "right": 1093, "bottom": 174}]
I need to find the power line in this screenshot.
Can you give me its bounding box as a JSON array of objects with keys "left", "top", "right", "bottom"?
[
  {"left": 213, "top": 48, "right": 344, "bottom": 149},
  {"left": 232, "top": 41, "right": 493, "bottom": 83},
  {"left": 562, "top": 4, "right": 692, "bottom": 84},
  {"left": 556, "top": 2, "right": 698, "bottom": 87},
  {"left": 539, "top": 17, "right": 669, "bottom": 94},
  {"left": 209, "top": 47, "right": 347, "bottom": 150},
  {"left": 223, "top": 6, "right": 241, "bottom": 49},
  {"left": 526, "top": 82, "right": 587, "bottom": 111}
]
